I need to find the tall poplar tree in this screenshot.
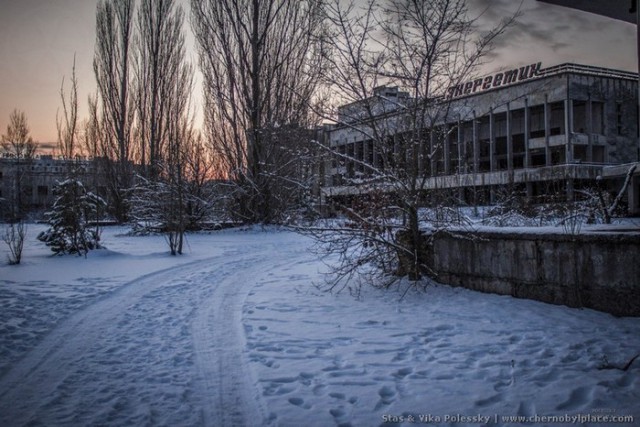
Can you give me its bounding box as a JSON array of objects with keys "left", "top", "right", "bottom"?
[
  {"left": 191, "top": 0, "right": 326, "bottom": 223},
  {"left": 93, "top": 0, "right": 136, "bottom": 222}
]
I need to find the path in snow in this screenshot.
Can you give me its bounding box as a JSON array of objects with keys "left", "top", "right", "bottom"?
[
  {"left": 192, "top": 255, "right": 271, "bottom": 426},
  {"left": 0, "top": 237, "right": 304, "bottom": 427}
]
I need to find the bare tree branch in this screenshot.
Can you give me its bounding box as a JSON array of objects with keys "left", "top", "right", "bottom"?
[{"left": 57, "top": 54, "right": 79, "bottom": 160}]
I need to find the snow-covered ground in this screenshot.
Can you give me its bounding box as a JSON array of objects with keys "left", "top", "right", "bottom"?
[{"left": 0, "top": 224, "right": 638, "bottom": 426}]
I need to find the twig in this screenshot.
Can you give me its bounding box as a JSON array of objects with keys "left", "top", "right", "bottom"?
[{"left": 598, "top": 353, "right": 639, "bottom": 371}]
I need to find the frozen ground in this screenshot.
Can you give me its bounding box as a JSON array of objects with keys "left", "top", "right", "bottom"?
[{"left": 0, "top": 224, "right": 638, "bottom": 426}]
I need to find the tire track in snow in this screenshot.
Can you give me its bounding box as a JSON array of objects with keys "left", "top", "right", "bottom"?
[
  {"left": 191, "top": 243, "right": 313, "bottom": 427},
  {"left": 0, "top": 244, "right": 286, "bottom": 427},
  {"left": 192, "top": 255, "right": 273, "bottom": 427}
]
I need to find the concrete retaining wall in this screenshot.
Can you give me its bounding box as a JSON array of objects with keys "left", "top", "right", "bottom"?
[{"left": 428, "top": 230, "right": 640, "bottom": 317}]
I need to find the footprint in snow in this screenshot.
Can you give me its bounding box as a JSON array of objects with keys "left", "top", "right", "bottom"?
[
  {"left": 475, "top": 393, "right": 504, "bottom": 407},
  {"left": 312, "top": 384, "right": 327, "bottom": 396},
  {"left": 378, "top": 385, "right": 396, "bottom": 405},
  {"left": 517, "top": 400, "right": 536, "bottom": 418},
  {"left": 374, "top": 385, "right": 396, "bottom": 410},
  {"left": 616, "top": 372, "right": 635, "bottom": 388},
  {"left": 356, "top": 320, "right": 379, "bottom": 327},
  {"left": 508, "top": 334, "right": 522, "bottom": 344},
  {"left": 392, "top": 351, "right": 409, "bottom": 362},
  {"left": 561, "top": 353, "right": 581, "bottom": 363},
  {"left": 298, "top": 372, "right": 314, "bottom": 386},
  {"left": 288, "top": 397, "right": 311, "bottom": 409},
  {"left": 329, "top": 392, "right": 357, "bottom": 405},
  {"left": 329, "top": 407, "right": 349, "bottom": 422},
  {"left": 393, "top": 367, "right": 413, "bottom": 379},
  {"left": 555, "top": 386, "right": 594, "bottom": 411},
  {"left": 433, "top": 373, "right": 455, "bottom": 381}
]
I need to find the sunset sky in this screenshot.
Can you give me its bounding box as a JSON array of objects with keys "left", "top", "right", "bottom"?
[{"left": 0, "top": 0, "right": 636, "bottom": 149}]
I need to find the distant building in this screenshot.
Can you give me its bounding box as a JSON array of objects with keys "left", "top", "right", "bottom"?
[
  {"left": 0, "top": 155, "right": 104, "bottom": 219},
  {"left": 320, "top": 63, "right": 640, "bottom": 215}
]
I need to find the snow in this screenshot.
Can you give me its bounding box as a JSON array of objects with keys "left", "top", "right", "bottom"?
[{"left": 0, "top": 224, "right": 638, "bottom": 426}]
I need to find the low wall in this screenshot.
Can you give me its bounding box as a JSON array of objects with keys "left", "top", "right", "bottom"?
[{"left": 428, "top": 229, "right": 640, "bottom": 317}]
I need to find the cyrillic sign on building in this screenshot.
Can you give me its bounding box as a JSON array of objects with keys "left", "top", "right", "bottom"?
[{"left": 447, "top": 62, "right": 542, "bottom": 99}]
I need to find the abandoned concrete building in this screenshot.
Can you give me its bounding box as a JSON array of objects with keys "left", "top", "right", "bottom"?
[
  {"left": 0, "top": 155, "right": 104, "bottom": 218},
  {"left": 321, "top": 63, "right": 640, "bottom": 215}
]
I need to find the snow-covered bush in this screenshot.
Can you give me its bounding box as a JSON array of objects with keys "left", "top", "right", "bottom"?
[
  {"left": 37, "top": 179, "right": 106, "bottom": 256},
  {"left": 420, "top": 206, "right": 473, "bottom": 228},
  {"left": 129, "top": 175, "right": 188, "bottom": 255}
]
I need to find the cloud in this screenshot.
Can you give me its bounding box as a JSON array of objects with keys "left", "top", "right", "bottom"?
[
  {"left": 499, "top": 20, "right": 571, "bottom": 53},
  {"left": 472, "top": 0, "right": 515, "bottom": 22},
  {"left": 469, "top": 0, "right": 635, "bottom": 72}
]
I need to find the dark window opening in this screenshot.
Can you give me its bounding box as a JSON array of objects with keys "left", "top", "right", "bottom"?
[
  {"left": 573, "top": 100, "right": 586, "bottom": 133},
  {"left": 592, "top": 102, "right": 604, "bottom": 134},
  {"left": 511, "top": 109, "right": 525, "bottom": 135},
  {"left": 573, "top": 146, "right": 587, "bottom": 163},
  {"left": 550, "top": 102, "right": 565, "bottom": 135},
  {"left": 593, "top": 146, "right": 605, "bottom": 163},
  {"left": 513, "top": 155, "right": 524, "bottom": 169},
  {"left": 529, "top": 105, "right": 545, "bottom": 138},
  {"left": 495, "top": 136, "right": 507, "bottom": 157},
  {"left": 512, "top": 134, "right": 525, "bottom": 154},
  {"left": 550, "top": 147, "right": 566, "bottom": 165},
  {"left": 494, "top": 113, "right": 507, "bottom": 137},
  {"left": 530, "top": 149, "right": 546, "bottom": 167}
]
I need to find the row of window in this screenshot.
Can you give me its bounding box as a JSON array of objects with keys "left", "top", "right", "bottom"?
[
  {"left": 1, "top": 185, "right": 108, "bottom": 205},
  {"left": 329, "top": 98, "right": 628, "bottom": 180},
  {"left": 330, "top": 142, "right": 609, "bottom": 185},
  {"left": 333, "top": 99, "right": 622, "bottom": 148},
  {"left": 436, "top": 100, "right": 606, "bottom": 142}
]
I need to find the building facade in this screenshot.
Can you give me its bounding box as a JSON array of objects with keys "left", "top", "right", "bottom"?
[
  {"left": 321, "top": 63, "right": 640, "bottom": 215},
  {"left": 0, "top": 155, "right": 103, "bottom": 219}
]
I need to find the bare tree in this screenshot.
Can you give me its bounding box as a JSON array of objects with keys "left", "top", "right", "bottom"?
[
  {"left": 93, "top": 0, "right": 136, "bottom": 222},
  {"left": 191, "top": 0, "right": 326, "bottom": 223},
  {"left": 182, "top": 130, "right": 220, "bottom": 229},
  {"left": 82, "top": 94, "right": 102, "bottom": 161},
  {"left": 79, "top": 94, "right": 109, "bottom": 239},
  {"left": 2, "top": 222, "right": 26, "bottom": 265},
  {"left": 0, "top": 110, "right": 31, "bottom": 262},
  {"left": 129, "top": 0, "right": 195, "bottom": 254},
  {"left": 301, "top": 0, "right": 515, "bottom": 292},
  {"left": 134, "top": 0, "right": 187, "bottom": 179},
  {"left": 1, "top": 110, "right": 37, "bottom": 161},
  {"left": 163, "top": 47, "right": 194, "bottom": 254},
  {"left": 1, "top": 109, "right": 37, "bottom": 221},
  {"left": 599, "top": 165, "right": 637, "bottom": 224},
  {"left": 57, "top": 55, "right": 80, "bottom": 160},
  {"left": 578, "top": 164, "right": 639, "bottom": 225},
  {"left": 131, "top": 113, "right": 197, "bottom": 255}
]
